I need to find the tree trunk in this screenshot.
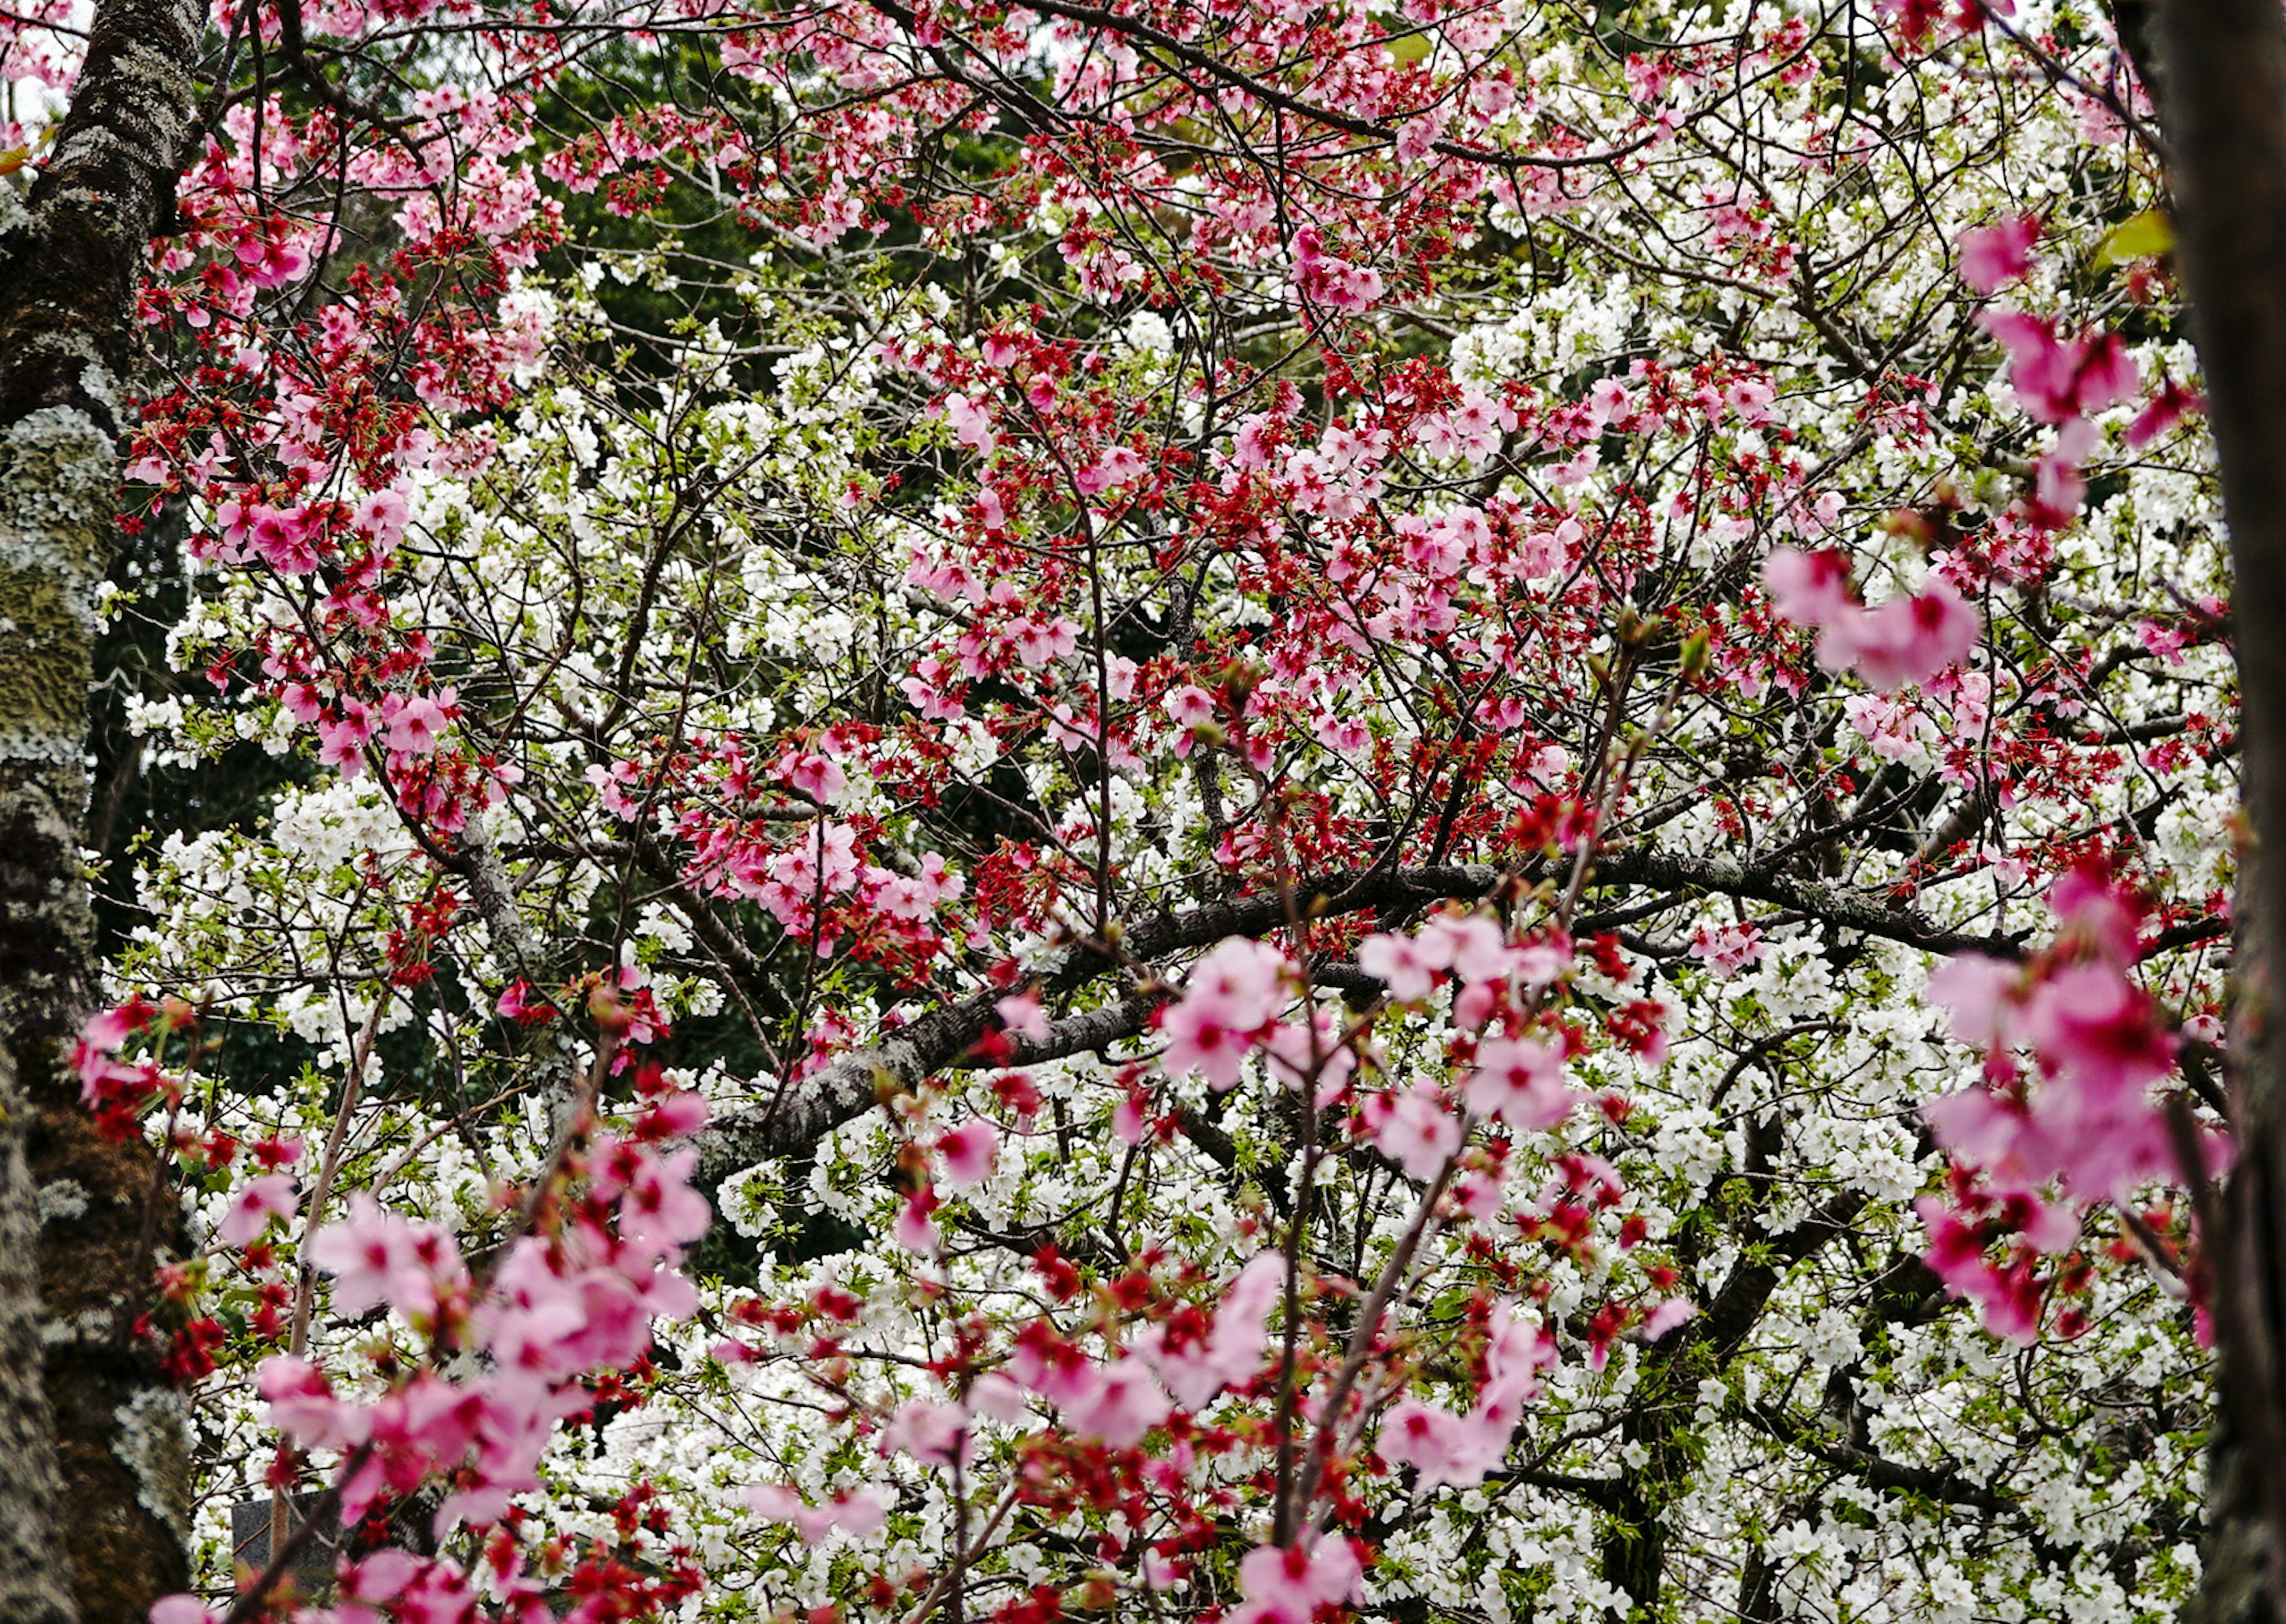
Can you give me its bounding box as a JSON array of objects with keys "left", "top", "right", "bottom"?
[
  {"left": 0, "top": 0, "right": 207, "bottom": 1614},
  {"left": 2148, "top": 0, "right": 2286, "bottom": 1617}
]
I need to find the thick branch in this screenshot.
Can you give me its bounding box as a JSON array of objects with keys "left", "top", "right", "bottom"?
[{"left": 697, "top": 848, "right": 2048, "bottom": 1180}]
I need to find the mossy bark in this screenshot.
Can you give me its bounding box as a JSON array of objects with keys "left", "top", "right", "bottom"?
[{"left": 0, "top": 0, "right": 205, "bottom": 1613}]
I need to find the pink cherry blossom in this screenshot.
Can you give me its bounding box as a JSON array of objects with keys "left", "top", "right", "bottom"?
[
  {"left": 1763, "top": 545, "right": 1853, "bottom": 624},
  {"left": 1160, "top": 937, "right": 1293, "bottom": 1088},
  {"left": 1463, "top": 1035, "right": 1573, "bottom": 1129},
  {"left": 1062, "top": 1359, "right": 1173, "bottom": 1447},
  {"left": 1229, "top": 1535, "right": 1365, "bottom": 1624},
  {"left": 997, "top": 991, "right": 1051, "bottom": 1039},
  {"left": 943, "top": 391, "right": 997, "bottom": 454},
  {"left": 880, "top": 1398, "right": 972, "bottom": 1466},
  {"left": 1135, "top": 1251, "right": 1283, "bottom": 1409},
  {"left": 744, "top": 1484, "right": 892, "bottom": 1542},
  {"left": 1638, "top": 1297, "right": 1697, "bottom": 1341},
  {"left": 1957, "top": 214, "right": 2040, "bottom": 293},
  {"left": 938, "top": 1119, "right": 999, "bottom": 1188},
  {"left": 217, "top": 1171, "right": 299, "bottom": 1247},
  {"left": 1369, "top": 1085, "right": 1464, "bottom": 1180},
  {"left": 1358, "top": 927, "right": 1455, "bottom": 1002},
  {"left": 307, "top": 1194, "right": 468, "bottom": 1317},
  {"left": 1764, "top": 549, "right": 1980, "bottom": 690},
  {"left": 382, "top": 692, "right": 451, "bottom": 756}
]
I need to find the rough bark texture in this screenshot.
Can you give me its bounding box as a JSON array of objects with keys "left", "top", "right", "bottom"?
[
  {"left": 0, "top": 0, "right": 206, "bottom": 1611},
  {"left": 0, "top": 1045, "right": 79, "bottom": 1624},
  {"left": 2148, "top": 0, "right": 2286, "bottom": 1616}
]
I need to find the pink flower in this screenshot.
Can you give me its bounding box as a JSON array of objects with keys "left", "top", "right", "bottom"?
[
  {"left": 259, "top": 1355, "right": 370, "bottom": 1452},
  {"left": 382, "top": 692, "right": 450, "bottom": 756},
  {"left": 1763, "top": 546, "right": 1853, "bottom": 624},
  {"left": 1833, "top": 581, "right": 1981, "bottom": 689},
  {"left": 354, "top": 486, "right": 411, "bottom": 548},
  {"left": 894, "top": 1187, "right": 941, "bottom": 1253},
  {"left": 318, "top": 701, "right": 373, "bottom": 777},
  {"left": 1638, "top": 1297, "right": 1697, "bottom": 1341},
  {"left": 744, "top": 1484, "right": 891, "bottom": 1542},
  {"left": 2050, "top": 862, "right": 2144, "bottom": 963},
  {"left": 2022, "top": 960, "right": 2177, "bottom": 1103},
  {"left": 938, "top": 1119, "right": 998, "bottom": 1188},
  {"left": 1075, "top": 445, "right": 1147, "bottom": 495},
  {"left": 1463, "top": 1036, "right": 1572, "bottom": 1129},
  {"left": 599, "top": 1144, "right": 711, "bottom": 1252},
  {"left": 1160, "top": 998, "right": 1254, "bottom": 1090},
  {"left": 1161, "top": 938, "right": 1292, "bottom": 1088},
  {"left": 1689, "top": 922, "right": 1768, "bottom": 977},
  {"left": 1369, "top": 1085, "right": 1463, "bottom": 1180},
  {"left": 1063, "top": 1360, "right": 1172, "bottom": 1447},
  {"left": 218, "top": 1172, "right": 299, "bottom": 1247},
  {"left": 496, "top": 979, "right": 551, "bottom": 1023},
  {"left": 944, "top": 391, "right": 997, "bottom": 454},
  {"left": 249, "top": 504, "right": 321, "bottom": 574},
  {"left": 338, "top": 1548, "right": 425, "bottom": 1615},
  {"left": 1926, "top": 953, "right": 2022, "bottom": 1048},
  {"left": 82, "top": 1000, "right": 151, "bottom": 1053},
  {"left": 1766, "top": 548, "right": 1980, "bottom": 691},
  {"left": 307, "top": 1194, "right": 467, "bottom": 1317},
  {"left": 997, "top": 991, "right": 1051, "bottom": 1039},
  {"left": 785, "top": 751, "right": 847, "bottom": 805},
  {"left": 1378, "top": 1398, "right": 1467, "bottom": 1481},
  {"left": 1916, "top": 1198, "right": 2047, "bottom": 1343},
  {"left": 1358, "top": 927, "right": 1454, "bottom": 1002},
  {"left": 2126, "top": 379, "right": 2203, "bottom": 449},
  {"left": 1232, "top": 1536, "right": 1364, "bottom": 1624},
  {"left": 880, "top": 1398, "right": 972, "bottom": 1466},
  {"left": 1980, "top": 311, "right": 2138, "bottom": 426},
  {"left": 1923, "top": 869, "right": 2179, "bottom": 1207},
  {"left": 1417, "top": 912, "right": 1511, "bottom": 982},
  {"left": 1723, "top": 377, "right": 1776, "bottom": 426},
  {"left": 1135, "top": 1251, "right": 1283, "bottom": 1409},
  {"left": 1164, "top": 684, "right": 1216, "bottom": 728},
  {"left": 1958, "top": 215, "right": 2040, "bottom": 293},
  {"left": 1376, "top": 1378, "right": 1525, "bottom": 1489}
]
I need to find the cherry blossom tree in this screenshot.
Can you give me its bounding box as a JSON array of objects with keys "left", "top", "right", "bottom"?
[{"left": 5, "top": 0, "right": 2282, "bottom": 1618}]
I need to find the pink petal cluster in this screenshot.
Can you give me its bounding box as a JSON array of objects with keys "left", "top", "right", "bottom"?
[
  {"left": 938, "top": 1118, "right": 1000, "bottom": 1188},
  {"left": 1290, "top": 226, "right": 1385, "bottom": 311},
  {"left": 1130, "top": 1252, "right": 1284, "bottom": 1410},
  {"left": 1358, "top": 910, "right": 1572, "bottom": 1028},
  {"left": 255, "top": 1090, "right": 712, "bottom": 1535},
  {"left": 1159, "top": 936, "right": 1297, "bottom": 1089},
  {"left": 1010, "top": 1334, "right": 1174, "bottom": 1448},
  {"left": 1763, "top": 546, "right": 1980, "bottom": 691},
  {"left": 1462, "top": 1034, "right": 1575, "bottom": 1129},
  {"left": 1226, "top": 1535, "right": 1367, "bottom": 1624},
  {"left": 1957, "top": 214, "right": 2040, "bottom": 294},
  {"left": 217, "top": 1172, "right": 300, "bottom": 1247},
  {"left": 1377, "top": 1301, "right": 1555, "bottom": 1487},
  {"left": 1919, "top": 866, "right": 2185, "bottom": 1340},
  {"left": 742, "top": 1484, "right": 891, "bottom": 1543},
  {"left": 71, "top": 997, "right": 175, "bottom": 1136},
  {"left": 1365, "top": 1084, "right": 1465, "bottom": 1179},
  {"left": 1688, "top": 921, "right": 1768, "bottom": 979}
]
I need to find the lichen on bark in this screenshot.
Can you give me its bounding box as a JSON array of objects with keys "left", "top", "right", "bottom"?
[{"left": 0, "top": 0, "right": 209, "bottom": 1611}]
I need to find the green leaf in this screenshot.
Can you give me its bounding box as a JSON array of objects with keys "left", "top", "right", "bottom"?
[{"left": 2098, "top": 208, "right": 2174, "bottom": 266}]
